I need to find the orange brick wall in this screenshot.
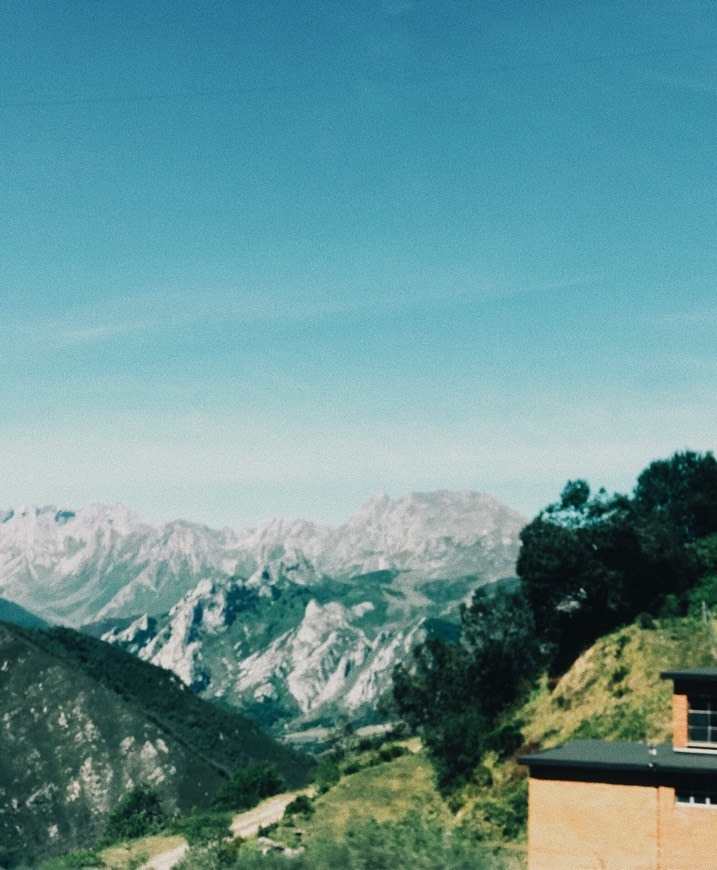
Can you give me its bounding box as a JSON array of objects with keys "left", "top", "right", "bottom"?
[
  {"left": 527, "top": 777, "right": 658, "bottom": 870},
  {"left": 657, "top": 784, "right": 717, "bottom": 870},
  {"left": 672, "top": 693, "right": 688, "bottom": 749}
]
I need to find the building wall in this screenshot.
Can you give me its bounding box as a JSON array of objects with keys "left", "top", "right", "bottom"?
[
  {"left": 672, "top": 693, "right": 688, "bottom": 749},
  {"left": 527, "top": 777, "right": 658, "bottom": 870},
  {"left": 658, "top": 784, "right": 717, "bottom": 870}
]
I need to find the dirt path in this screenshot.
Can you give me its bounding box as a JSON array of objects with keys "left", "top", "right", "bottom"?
[
  {"left": 231, "top": 787, "right": 316, "bottom": 839},
  {"left": 135, "top": 787, "right": 315, "bottom": 870},
  {"left": 137, "top": 842, "right": 189, "bottom": 870}
]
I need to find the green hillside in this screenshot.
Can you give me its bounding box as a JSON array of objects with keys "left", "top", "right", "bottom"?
[
  {"left": 23, "top": 625, "right": 312, "bottom": 783},
  {"left": 41, "top": 613, "right": 717, "bottom": 870},
  {"left": 519, "top": 617, "right": 716, "bottom": 749},
  {"left": 0, "top": 623, "right": 312, "bottom": 865}
]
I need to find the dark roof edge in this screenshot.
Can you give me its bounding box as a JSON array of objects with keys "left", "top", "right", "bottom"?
[
  {"left": 520, "top": 741, "right": 717, "bottom": 776},
  {"left": 519, "top": 743, "right": 655, "bottom": 772},
  {"left": 661, "top": 669, "right": 717, "bottom": 682}
]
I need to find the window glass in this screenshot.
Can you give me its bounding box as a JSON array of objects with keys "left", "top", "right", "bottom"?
[
  {"left": 676, "top": 787, "right": 717, "bottom": 806},
  {"left": 688, "top": 697, "right": 717, "bottom": 745}
]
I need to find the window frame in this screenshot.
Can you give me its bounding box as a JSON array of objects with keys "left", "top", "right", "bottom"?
[{"left": 687, "top": 696, "right": 717, "bottom": 748}]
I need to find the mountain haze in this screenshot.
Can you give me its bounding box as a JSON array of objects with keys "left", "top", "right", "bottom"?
[
  {"left": 0, "top": 491, "right": 524, "bottom": 627},
  {"left": 0, "top": 491, "right": 525, "bottom": 732}
]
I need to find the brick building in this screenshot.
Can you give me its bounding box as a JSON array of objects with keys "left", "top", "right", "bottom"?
[{"left": 520, "top": 669, "right": 717, "bottom": 870}]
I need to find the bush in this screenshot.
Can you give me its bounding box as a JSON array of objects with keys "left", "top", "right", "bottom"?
[
  {"left": 378, "top": 744, "right": 408, "bottom": 762},
  {"left": 424, "top": 707, "right": 490, "bottom": 791},
  {"left": 38, "top": 851, "right": 106, "bottom": 869},
  {"left": 176, "top": 838, "right": 242, "bottom": 870},
  {"left": 313, "top": 758, "right": 341, "bottom": 793},
  {"left": 0, "top": 848, "right": 18, "bottom": 869},
  {"left": 636, "top": 612, "right": 655, "bottom": 629},
  {"left": 484, "top": 724, "right": 524, "bottom": 760},
  {"left": 102, "top": 784, "right": 166, "bottom": 844},
  {"left": 211, "top": 763, "right": 284, "bottom": 812},
  {"left": 571, "top": 704, "right": 648, "bottom": 742},
  {"left": 177, "top": 812, "right": 504, "bottom": 869},
  {"left": 284, "top": 794, "right": 314, "bottom": 818},
  {"left": 172, "top": 811, "right": 233, "bottom": 846}
]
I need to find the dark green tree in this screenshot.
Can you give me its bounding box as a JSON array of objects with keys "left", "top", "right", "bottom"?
[
  {"left": 517, "top": 451, "right": 716, "bottom": 673},
  {"left": 102, "top": 784, "right": 166, "bottom": 844},
  {"left": 392, "top": 584, "right": 537, "bottom": 789},
  {"left": 211, "top": 762, "right": 284, "bottom": 811},
  {"left": 633, "top": 450, "right": 717, "bottom": 543}
]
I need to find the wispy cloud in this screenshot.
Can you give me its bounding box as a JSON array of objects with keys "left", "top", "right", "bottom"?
[
  {"left": 1, "top": 271, "right": 595, "bottom": 355},
  {"left": 55, "top": 319, "right": 159, "bottom": 346}
]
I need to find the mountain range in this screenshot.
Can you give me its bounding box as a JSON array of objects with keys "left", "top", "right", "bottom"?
[{"left": 0, "top": 491, "right": 526, "bottom": 733}]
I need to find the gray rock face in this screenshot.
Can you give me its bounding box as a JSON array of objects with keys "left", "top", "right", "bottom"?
[
  {"left": 0, "top": 491, "right": 525, "bottom": 627},
  {"left": 1, "top": 491, "right": 526, "bottom": 733}
]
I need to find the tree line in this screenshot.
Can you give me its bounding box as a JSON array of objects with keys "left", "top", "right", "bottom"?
[{"left": 392, "top": 450, "right": 717, "bottom": 788}]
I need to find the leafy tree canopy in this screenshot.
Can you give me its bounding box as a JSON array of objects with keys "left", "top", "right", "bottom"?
[
  {"left": 211, "top": 762, "right": 284, "bottom": 812},
  {"left": 392, "top": 584, "right": 537, "bottom": 790},
  {"left": 102, "top": 783, "right": 166, "bottom": 844},
  {"left": 518, "top": 450, "right": 717, "bottom": 671}
]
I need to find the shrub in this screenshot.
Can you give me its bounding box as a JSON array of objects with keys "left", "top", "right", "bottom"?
[
  {"left": 636, "top": 612, "right": 655, "bottom": 629},
  {"left": 176, "top": 838, "right": 242, "bottom": 869},
  {"left": 313, "top": 758, "right": 341, "bottom": 793},
  {"left": 356, "top": 736, "right": 380, "bottom": 752},
  {"left": 424, "top": 707, "right": 490, "bottom": 791},
  {"left": 211, "top": 763, "right": 284, "bottom": 812},
  {"left": 38, "top": 851, "right": 106, "bottom": 869},
  {"left": 484, "top": 724, "right": 524, "bottom": 760},
  {"left": 172, "top": 811, "right": 233, "bottom": 846},
  {"left": 102, "top": 784, "right": 166, "bottom": 844},
  {"left": 571, "top": 705, "right": 648, "bottom": 742},
  {"left": 284, "top": 794, "right": 314, "bottom": 818},
  {"left": 378, "top": 744, "right": 408, "bottom": 762}
]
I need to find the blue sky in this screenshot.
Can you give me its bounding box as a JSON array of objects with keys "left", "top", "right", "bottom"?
[{"left": 1, "top": 1, "right": 715, "bottom": 528}]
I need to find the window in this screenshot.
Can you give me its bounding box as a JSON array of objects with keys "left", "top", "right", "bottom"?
[
  {"left": 675, "top": 786, "right": 717, "bottom": 806},
  {"left": 688, "top": 697, "right": 717, "bottom": 746}
]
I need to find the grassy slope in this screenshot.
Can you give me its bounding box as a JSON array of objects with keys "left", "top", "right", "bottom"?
[
  {"left": 518, "top": 617, "right": 717, "bottom": 749},
  {"left": 438, "top": 615, "right": 717, "bottom": 857},
  {"left": 230, "top": 751, "right": 524, "bottom": 870},
  {"left": 307, "top": 752, "right": 447, "bottom": 836}
]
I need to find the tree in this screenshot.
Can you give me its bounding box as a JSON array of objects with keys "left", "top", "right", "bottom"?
[
  {"left": 211, "top": 762, "right": 284, "bottom": 811},
  {"left": 458, "top": 584, "right": 540, "bottom": 719},
  {"left": 392, "top": 584, "right": 537, "bottom": 789},
  {"left": 102, "top": 784, "right": 166, "bottom": 843},
  {"left": 517, "top": 451, "right": 716, "bottom": 673},
  {"left": 633, "top": 450, "right": 717, "bottom": 543}
]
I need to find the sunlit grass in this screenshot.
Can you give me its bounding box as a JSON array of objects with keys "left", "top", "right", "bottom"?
[
  {"left": 519, "top": 618, "right": 716, "bottom": 749},
  {"left": 100, "top": 834, "right": 186, "bottom": 869}
]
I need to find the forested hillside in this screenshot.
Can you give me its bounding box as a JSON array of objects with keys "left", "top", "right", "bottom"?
[{"left": 0, "top": 623, "right": 311, "bottom": 865}]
